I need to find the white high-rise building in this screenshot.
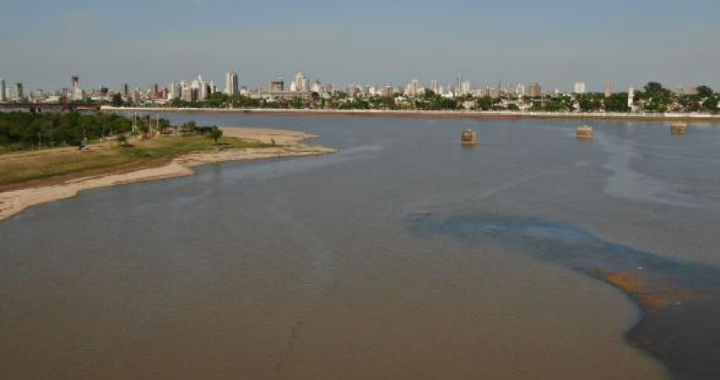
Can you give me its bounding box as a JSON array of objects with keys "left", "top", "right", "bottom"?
[
  {"left": 70, "top": 75, "right": 84, "bottom": 101},
  {"left": 0, "top": 78, "right": 6, "bottom": 102},
  {"left": 431, "top": 80, "right": 439, "bottom": 94},
  {"left": 291, "top": 72, "right": 310, "bottom": 92},
  {"left": 408, "top": 79, "right": 420, "bottom": 96},
  {"left": 225, "top": 71, "right": 239, "bottom": 95},
  {"left": 573, "top": 82, "right": 587, "bottom": 94},
  {"left": 168, "top": 82, "right": 180, "bottom": 100},
  {"left": 192, "top": 75, "right": 208, "bottom": 100},
  {"left": 460, "top": 81, "right": 472, "bottom": 95},
  {"left": 628, "top": 87, "right": 635, "bottom": 109}
]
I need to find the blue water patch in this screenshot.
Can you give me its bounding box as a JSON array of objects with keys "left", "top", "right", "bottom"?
[{"left": 409, "top": 212, "right": 720, "bottom": 380}]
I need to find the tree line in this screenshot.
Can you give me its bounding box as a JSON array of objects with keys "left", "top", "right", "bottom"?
[{"left": 0, "top": 112, "right": 134, "bottom": 151}]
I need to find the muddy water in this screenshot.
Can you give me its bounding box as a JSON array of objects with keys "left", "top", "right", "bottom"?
[{"left": 2, "top": 115, "right": 719, "bottom": 379}]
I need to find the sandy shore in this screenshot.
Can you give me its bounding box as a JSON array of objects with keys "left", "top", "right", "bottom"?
[
  {"left": 102, "top": 106, "right": 720, "bottom": 123},
  {"left": 0, "top": 127, "right": 334, "bottom": 222}
]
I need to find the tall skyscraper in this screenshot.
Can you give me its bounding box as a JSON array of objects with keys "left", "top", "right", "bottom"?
[
  {"left": 14, "top": 82, "right": 24, "bottom": 101},
  {"left": 604, "top": 82, "right": 613, "bottom": 98},
  {"left": 573, "top": 82, "right": 587, "bottom": 94},
  {"left": 225, "top": 71, "right": 239, "bottom": 95},
  {"left": 71, "top": 75, "right": 83, "bottom": 101},
  {"left": 270, "top": 77, "right": 284, "bottom": 92},
  {"left": 408, "top": 79, "right": 420, "bottom": 96},
  {"left": 628, "top": 87, "right": 635, "bottom": 109},
  {"left": 312, "top": 80, "right": 322, "bottom": 93},
  {"left": 0, "top": 78, "right": 6, "bottom": 102},
  {"left": 431, "top": 80, "right": 439, "bottom": 94},
  {"left": 460, "top": 81, "right": 472, "bottom": 95},
  {"left": 529, "top": 83, "right": 542, "bottom": 98},
  {"left": 291, "top": 72, "right": 310, "bottom": 92},
  {"left": 168, "top": 82, "right": 181, "bottom": 100},
  {"left": 385, "top": 85, "right": 394, "bottom": 97},
  {"left": 122, "top": 83, "right": 130, "bottom": 98}
]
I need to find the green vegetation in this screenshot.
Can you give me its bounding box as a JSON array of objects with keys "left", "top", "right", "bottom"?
[
  {"left": 208, "top": 126, "right": 223, "bottom": 144},
  {"left": 0, "top": 112, "right": 270, "bottom": 189},
  {"left": 0, "top": 112, "right": 133, "bottom": 152},
  {"left": 0, "top": 134, "right": 267, "bottom": 189}
]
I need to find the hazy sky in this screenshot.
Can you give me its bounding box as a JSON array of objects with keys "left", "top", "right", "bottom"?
[{"left": 1, "top": 0, "right": 718, "bottom": 92}]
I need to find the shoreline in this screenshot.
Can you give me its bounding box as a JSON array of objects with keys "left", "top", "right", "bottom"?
[
  {"left": 0, "top": 127, "right": 334, "bottom": 222},
  {"left": 102, "top": 106, "right": 720, "bottom": 123}
]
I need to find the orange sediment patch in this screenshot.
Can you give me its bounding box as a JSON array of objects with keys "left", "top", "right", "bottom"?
[{"left": 602, "top": 271, "right": 708, "bottom": 311}]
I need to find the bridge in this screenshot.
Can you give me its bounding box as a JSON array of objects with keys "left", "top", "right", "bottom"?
[{"left": 0, "top": 102, "right": 101, "bottom": 113}]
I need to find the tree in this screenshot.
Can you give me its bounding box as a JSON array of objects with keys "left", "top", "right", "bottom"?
[
  {"left": 117, "top": 134, "right": 129, "bottom": 146},
  {"left": 209, "top": 126, "right": 223, "bottom": 144},
  {"left": 110, "top": 93, "right": 124, "bottom": 107},
  {"left": 697, "top": 86, "right": 714, "bottom": 98},
  {"left": 604, "top": 93, "right": 630, "bottom": 113},
  {"left": 181, "top": 120, "right": 197, "bottom": 133},
  {"left": 644, "top": 82, "right": 670, "bottom": 97}
]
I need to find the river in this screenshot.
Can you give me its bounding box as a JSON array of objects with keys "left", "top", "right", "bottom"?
[{"left": 1, "top": 114, "right": 719, "bottom": 380}]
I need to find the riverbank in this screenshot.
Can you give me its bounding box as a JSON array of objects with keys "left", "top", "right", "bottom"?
[
  {"left": 102, "top": 106, "right": 720, "bottom": 123},
  {"left": 0, "top": 127, "right": 334, "bottom": 222}
]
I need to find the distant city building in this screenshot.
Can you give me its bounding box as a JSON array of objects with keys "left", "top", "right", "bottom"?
[
  {"left": 270, "top": 77, "right": 285, "bottom": 92},
  {"left": 0, "top": 78, "right": 6, "bottom": 102},
  {"left": 225, "top": 71, "right": 239, "bottom": 95},
  {"left": 385, "top": 85, "right": 394, "bottom": 97},
  {"left": 14, "top": 82, "right": 24, "bottom": 101},
  {"left": 406, "top": 79, "right": 421, "bottom": 96},
  {"left": 573, "top": 82, "right": 586, "bottom": 94},
  {"left": 460, "top": 81, "right": 472, "bottom": 95},
  {"left": 291, "top": 72, "right": 310, "bottom": 92},
  {"left": 312, "top": 80, "right": 322, "bottom": 93},
  {"left": 604, "top": 82, "right": 613, "bottom": 98},
  {"left": 431, "top": 80, "right": 439, "bottom": 94},
  {"left": 182, "top": 87, "right": 198, "bottom": 102},
  {"left": 628, "top": 87, "right": 635, "bottom": 109},
  {"left": 528, "top": 83, "right": 542, "bottom": 97},
  {"left": 188, "top": 75, "right": 210, "bottom": 101},
  {"left": 68, "top": 75, "right": 84, "bottom": 101},
  {"left": 122, "top": 83, "right": 130, "bottom": 98},
  {"left": 515, "top": 83, "right": 526, "bottom": 97}
]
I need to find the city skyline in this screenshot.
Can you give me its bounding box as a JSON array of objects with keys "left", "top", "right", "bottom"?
[{"left": 1, "top": 0, "right": 719, "bottom": 91}]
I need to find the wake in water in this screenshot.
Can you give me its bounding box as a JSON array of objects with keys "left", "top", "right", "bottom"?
[{"left": 409, "top": 213, "right": 720, "bottom": 380}]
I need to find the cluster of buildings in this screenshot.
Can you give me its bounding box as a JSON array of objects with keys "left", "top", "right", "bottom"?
[
  {"left": 0, "top": 75, "right": 92, "bottom": 103},
  {"left": 0, "top": 72, "right": 711, "bottom": 111},
  {"left": 0, "top": 78, "right": 24, "bottom": 102}
]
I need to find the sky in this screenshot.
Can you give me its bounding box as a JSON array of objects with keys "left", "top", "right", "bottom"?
[{"left": 0, "top": 0, "right": 719, "bottom": 93}]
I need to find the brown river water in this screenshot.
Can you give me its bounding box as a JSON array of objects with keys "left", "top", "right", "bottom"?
[{"left": 1, "top": 114, "right": 719, "bottom": 380}]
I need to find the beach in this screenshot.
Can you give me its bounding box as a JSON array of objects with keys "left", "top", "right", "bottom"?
[
  {"left": 0, "top": 127, "right": 334, "bottom": 222},
  {"left": 102, "top": 106, "right": 720, "bottom": 123}
]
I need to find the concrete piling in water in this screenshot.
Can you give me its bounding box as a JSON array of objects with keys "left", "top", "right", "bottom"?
[
  {"left": 576, "top": 125, "right": 594, "bottom": 139},
  {"left": 671, "top": 122, "right": 688, "bottom": 135},
  {"left": 461, "top": 130, "right": 478, "bottom": 146}
]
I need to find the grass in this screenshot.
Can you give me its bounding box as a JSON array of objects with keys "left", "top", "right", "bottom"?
[{"left": 0, "top": 135, "right": 269, "bottom": 190}]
